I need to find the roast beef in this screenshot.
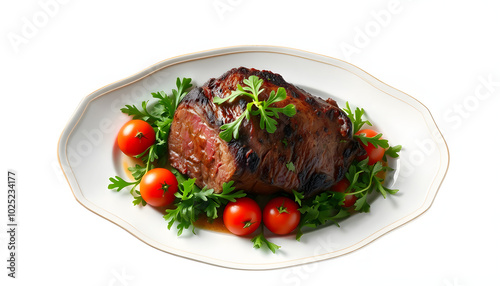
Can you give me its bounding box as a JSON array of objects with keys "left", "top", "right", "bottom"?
[{"left": 168, "top": 67, "right": 363, "bottom": 198}]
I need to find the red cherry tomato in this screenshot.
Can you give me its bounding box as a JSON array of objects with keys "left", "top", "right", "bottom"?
[
  {"left": 117, "top": 120, "right": 156, "bottom": 157},
  {"left": 331, "top": 178, "right": 357, "bottom": 208},
  {"left": 139, "top": 168, "right": 178, "bottom": 207},
  {"left": 355, "top": 129, "right": 385, "bottom": 165},
  {"left": 223, "top": 197, "right": 261, "bottom": 236},
  {"left": 263, "top": 197, "right": 301, "bottom": 235}
]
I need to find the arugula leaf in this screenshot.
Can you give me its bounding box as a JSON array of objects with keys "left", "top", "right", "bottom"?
[
  {"left": 214, "top": 75, "right": 296, "bottom": 141},
  {"left": 343, "top": 101, "right": 372, "bottom": 134},
  {"left": 343, "top": 158, "right": 399, "bottom": 213},
  {"left": 385, "top": 145, "right": 402, "bottom": 159},
  {"left": 354, "top": 133, "right": 389, "bottom": 149}
]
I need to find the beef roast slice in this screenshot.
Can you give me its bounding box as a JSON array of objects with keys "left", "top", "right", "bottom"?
[{"left": 168, "top": 67, "right": 363, "bottom": 198}]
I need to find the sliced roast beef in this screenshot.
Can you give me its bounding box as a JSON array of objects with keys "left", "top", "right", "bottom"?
[{"left": 168, "top": 67, "right": 363, "bottom": 198}]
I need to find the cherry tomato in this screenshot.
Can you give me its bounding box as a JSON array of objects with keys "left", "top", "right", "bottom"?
[
  {"left": 117, "top": 120, "right": 156, "bottom": 157},
  {"left": 355, "top": 129, "right": 385, "bottom": 165},
  {"left": 223, "top": 197, "right": 261, "bottom": 236},
  {"left": 263, "top": 197, "right": 301, "bottom": 235},
  {"left": 331, "top": 178, "right": 357, "bottom": 208},
  {"left": 139, "top": 168, "right": 178, "bottom": 207}
]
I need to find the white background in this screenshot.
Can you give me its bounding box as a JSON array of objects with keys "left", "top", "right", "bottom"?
[{"left": 1, "top": 0, "right": 499, "bottom": 285}]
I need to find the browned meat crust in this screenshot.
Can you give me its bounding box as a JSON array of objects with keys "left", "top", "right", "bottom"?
[{"left": 168, "top": 67, "right": 363, "bottom": 198}]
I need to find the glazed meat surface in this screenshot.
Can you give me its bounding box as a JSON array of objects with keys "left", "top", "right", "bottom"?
[{"left": 168, "top": 67, "right": 363, "bottom": 198}]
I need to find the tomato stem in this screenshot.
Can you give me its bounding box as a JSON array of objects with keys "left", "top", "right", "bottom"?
[
  {"left": 243, "top": 220, "right": 255, "bottom": 228},
  {"left": 161, "top": 182, "right": 170, "bottom": 197},
  {"left": 277, "top": 200, "right": 289, "bottom": 214},
  {"left": 135, "top": 131, "right": 146, "bottom": 139}
]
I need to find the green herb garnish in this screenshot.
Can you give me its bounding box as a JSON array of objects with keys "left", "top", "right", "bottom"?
[
  {"left": 293, "top": 190, "right": 349, "bottom": 241},
  {"left": 251, "top": 229, "right": 281, "bottom": 254},
  {"left": 164, "top": 170, "right": 246, "bottom": 235},
  {"left": 344, "top": 158, "right": 398, "bottom": 212},
  {"left": 213, "top": 75, "right": 296, "bottom": 142},
  {"left": 354, "top": 132, "right": 389, "bottom": 149},
  {"left": 343, "top": 101, "right": 371, "bottom": 134},
  {"left": 293, "top": 101, "right": 402, "bottom": 241},
  {"left": 107, "top": 77, "right": 192, "bottom": 205}
]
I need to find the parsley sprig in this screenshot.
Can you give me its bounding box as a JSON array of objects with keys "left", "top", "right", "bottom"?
[
  {"left": 121, "top": 77, "right": 193, "bottom": 168},
  {"left": 107, "top": 77, "right": 192, "bottom": 205},
  {"left": 165, "top": 171, "right": 281, "bottom": 253},
  {"left": 164, "top": 170, "right": 246, "bottom": 235},
  {"left": 213, "top": 75, "right": 296, "bottom": 142},
  {"left": 293, "top": 190, "right": 350, "bottom": 241},
  {"left": 251, "top": 225, "right": 281, "bottom": 254},
  {"left": 108, "top": 164, "right": 148, "bottom": 206}
]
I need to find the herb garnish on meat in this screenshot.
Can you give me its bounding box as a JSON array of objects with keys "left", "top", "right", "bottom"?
[{"left": 213, "top": 75, "right": 296, "bottom": 142}]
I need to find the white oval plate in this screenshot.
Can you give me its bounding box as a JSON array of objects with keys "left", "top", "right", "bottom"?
[{"left": 58, "top": 46, "right": 449, "bottom": 270}]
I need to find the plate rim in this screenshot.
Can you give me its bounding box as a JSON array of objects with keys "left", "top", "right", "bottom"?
[{"left": 57, "top": 45, "right": 450, "bottom": 270}]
